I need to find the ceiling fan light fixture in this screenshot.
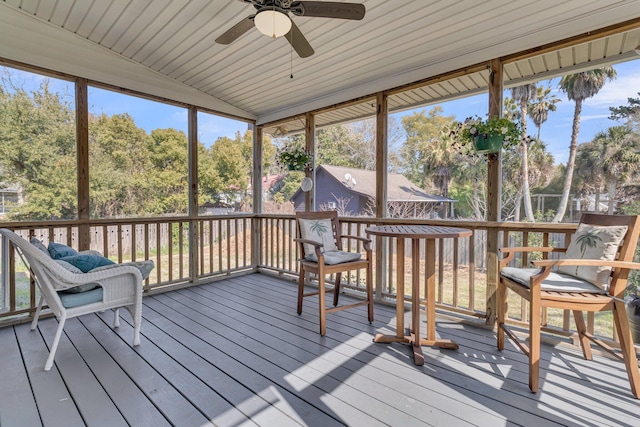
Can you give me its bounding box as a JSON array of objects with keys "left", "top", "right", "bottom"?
[{"left": 254, "top": 9, "right": 291, "bottom": 39}]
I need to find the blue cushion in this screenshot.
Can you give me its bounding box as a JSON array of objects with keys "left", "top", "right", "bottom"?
[
  {"left": 30, "top": 238, "right": 49, "bottom": 256},
  {"left": 58, "top": 254, "right": 115, "bottom": 273},
  {"left": 58, "top": 287, "right": 103, "bottom": 308},
  {"left": 48, "top": 242, "right": 78, "bottom": 259}
]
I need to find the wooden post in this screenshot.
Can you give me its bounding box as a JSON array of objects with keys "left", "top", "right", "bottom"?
[
  {"left": 252, "top": 125, "right": 263, "bottom": 269},
  {"left": 188, "top": 106, "right": 199, "bottom": 283},
  {"left": 486, "top": 58, "right": 503, "bottom": 327},
  {"left": 375, "top": 92, "right": 388, "bottom": 300},
  {"left": 304, "top": 112, "right": 315, "bottom": 212},
  {"left": 75, "top": 78, "right": 90, "bottom": 250}
]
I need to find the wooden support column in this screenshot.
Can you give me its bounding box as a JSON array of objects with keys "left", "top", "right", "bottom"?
[
  {"left": 188, "top": 106, "right": 199, "bottom": 283},
  {"left": 252, "top": 125, "right": 263, "bottom": 270},
  {"left": 486, "top": 58, "right": 503, "bottom": 327},
  {"left": 75, "top": 78, "right": 90, "bottom": 250},
  {"left": 375, "top": 92, "right": 388, "bottom": 300},
  {"left": 304, "top": 112, "right": 315, "bottom": 212}
]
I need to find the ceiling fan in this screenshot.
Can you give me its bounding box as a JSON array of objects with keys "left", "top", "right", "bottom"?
[{"left": 215, "top": 0, "right": 366, "bottom": 58}]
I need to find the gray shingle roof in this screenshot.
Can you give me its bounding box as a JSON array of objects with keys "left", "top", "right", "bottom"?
[{"left": 319, "top": 165, "right": 456, "bottom": 203}]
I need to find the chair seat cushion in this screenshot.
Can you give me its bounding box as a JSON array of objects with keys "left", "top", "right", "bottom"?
[
  {"left": 305, "top": 250, "right": 362, "bottom": 265},
  {"left": 501, "top": 267, "right": 605, "bottom": 293},
  {"left": 58, "top": 287, "right": 103, "bottom": 308}
]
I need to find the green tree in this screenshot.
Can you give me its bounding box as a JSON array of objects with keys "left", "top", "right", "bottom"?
[
  {"left": 609, "top": 92, "right": 640, "bottom": 133},
  {"left": 511, "top": 83, "right": 537, "bottom": 221},
  {"left": 146, "top": 128, "right": 189, "bottom": 214},
  {"left": 205, "top": 131, "right": 253, "bottom": 205},
  {"left": 89, "top": 113, "right": 153, "bottom": 217},
  {"left": 0, "top": 76, "right": 77, "bottom": 220},
  {"left": 554, "top": 66, "right": 617, "bottom": 222},
  {"left": 528, "top": 85, "right": 560, "bottom": 141},
  {"left": 593, "top": 126, "right": 640, "bottom": 213},
  {"left": 400, "top": 107, "right": 456, "bottom": 196}
]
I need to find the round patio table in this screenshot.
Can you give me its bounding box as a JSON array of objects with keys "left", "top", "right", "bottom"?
[{"left": 365, "top": 224, "right": 472, "bottom": 366}]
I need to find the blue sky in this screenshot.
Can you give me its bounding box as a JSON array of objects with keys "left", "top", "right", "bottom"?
[
  {"left": 8, "top": 58, "right": 640, "bottom": 164},
  {"left": 394, "top": 59, "right": 640, "bottom": 165}
]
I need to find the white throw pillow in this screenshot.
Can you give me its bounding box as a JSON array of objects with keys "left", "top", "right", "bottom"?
[
  {"left": 557, "top": 224, "right": 627, "bottom": 290},
  {"left": 298, "top": 218, "right": 337, "bottom": 257}
]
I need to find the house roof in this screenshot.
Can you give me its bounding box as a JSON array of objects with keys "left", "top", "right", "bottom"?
[
  {"left": 1, "top": 1, "right": 639, "bottom": 130},
  {"left": 317, "top": 164, "right": 455, "bottom": 203}
]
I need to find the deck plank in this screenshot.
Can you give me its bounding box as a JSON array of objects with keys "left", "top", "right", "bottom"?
[
  {"left": 2, "top": 273, "right": 639, "bottom": 427},
  {"left": 194, "top": 276, "right": 581, "bottom": 427},
  {"left": 36, "top": 318, "right": 128, "bottom": 427},
  {"left": 0, "top": 326, "right": 41, "bottom": 426},
  {"left": 226, "top": 275, "right": 640, "bottom": 426},
  {"left": 93, "top": 309, "right": 267, "bottom": 427},
  {"left": 14, "top": 323, "right": 84, "bottom": 427},
  {"left": 61, "top": 316, "right": 171, "bottom": 427},
  {"left": 146, "top": 294, "right": 372, "bottom": 426},
  {"left": 78, "top": 314, "right": 213, "bottom": 427},
  {"left": 163, "top": 288, "right": 438, "bottom": 427}
]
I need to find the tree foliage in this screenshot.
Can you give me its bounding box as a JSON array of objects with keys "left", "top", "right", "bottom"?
[{"left": 0, "top": 71, "right": 261, "bottom": 220}]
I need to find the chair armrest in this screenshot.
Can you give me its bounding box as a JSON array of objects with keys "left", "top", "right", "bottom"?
[
  {"left": 341, "top": 235, "right": 371, "bottom": 243},
  {"left": 499, "top": 246, "right": 565, "bottom": 266},
  {"left": 49, "top": 264, "right": 142, "bottom": 290},
  {"left": 293, "top": 238, "right": 324, "bottom": 248},
  {"left": 532, "top": 259, "right": 640, "bottom": 270},
  {"left": 340, "top": 235, "right": 372, "bottom": 252},
  {"left": 293, "top": 238, "right": 325, "bottom": 261}
]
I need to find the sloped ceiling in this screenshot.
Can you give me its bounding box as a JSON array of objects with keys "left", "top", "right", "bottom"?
[{"left": 1, "top": 0, "right": 639, "bottom": 128}]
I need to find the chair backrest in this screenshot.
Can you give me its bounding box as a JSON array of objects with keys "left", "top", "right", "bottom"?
[
  {"left": 296, "top": 210, "right": 343, "bottom": 254},
  {"left": 0, "top": 229, "right": 76, "bottom": 318},
  {"left": 576, "top": 214, "right": 640, "bottom": 295}
]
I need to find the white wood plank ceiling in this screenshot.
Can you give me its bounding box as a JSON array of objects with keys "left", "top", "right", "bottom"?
[{"left": 1, "top": 0, "right": 640, "bottom": 134}]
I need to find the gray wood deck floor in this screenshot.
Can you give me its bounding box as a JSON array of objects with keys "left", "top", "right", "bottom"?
[{"left": 1, "top": 273, "right": 639, "bottom": 426}]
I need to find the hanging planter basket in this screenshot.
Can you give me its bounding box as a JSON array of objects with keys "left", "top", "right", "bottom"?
[{"left": 473, "top": 134, "right": 503, "bottom": 154}]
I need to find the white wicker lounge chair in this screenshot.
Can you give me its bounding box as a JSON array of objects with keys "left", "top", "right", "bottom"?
[{"left": 0, "top": 228, "right": 145, "bottom": 371}]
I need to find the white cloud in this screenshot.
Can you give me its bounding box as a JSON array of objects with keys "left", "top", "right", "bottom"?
[
  {"left": 580, "top": 114, "right": 611, "bottom": 122},
  {"left": 584, "top": 73, "right": 640, "bottom": 106}
]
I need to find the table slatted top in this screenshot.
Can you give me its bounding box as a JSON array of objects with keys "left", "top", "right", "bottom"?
[{"left": 365, "top": 224, "right": 472, "bottom": 239}]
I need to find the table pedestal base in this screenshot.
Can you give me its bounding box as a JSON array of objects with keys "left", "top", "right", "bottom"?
[{"left": 374, "top": 332, "right": 458, "bottom": 366}]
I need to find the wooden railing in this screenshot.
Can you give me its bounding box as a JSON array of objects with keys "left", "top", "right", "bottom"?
[{"left": 4, "top": 214, "right": 629, "bottom": 349}]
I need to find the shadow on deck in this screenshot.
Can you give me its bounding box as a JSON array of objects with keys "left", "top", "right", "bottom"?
[{"left": 1, "top": 273, "right": 638, "bottom": 426}]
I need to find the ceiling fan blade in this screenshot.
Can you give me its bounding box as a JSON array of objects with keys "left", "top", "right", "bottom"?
[
  {"left": 292, "top": 2, "right": 365, "bottom": 20},
  {"left": 215, "top": 16, "right": 254, "bottom": 44},
  {"left": 285, "top": 20, "right": 314, "bottom": 58}
]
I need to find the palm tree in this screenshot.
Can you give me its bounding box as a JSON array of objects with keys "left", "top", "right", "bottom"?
[
  {"left": 553, "top": 66, "right": 617, "bottom": 222},
  {"left": 511, "top": 84, "right": 537, "bottom": 221},
  {"left": 593, "top": 126, "right": 640, "bottom": 214},
  {"left": 529, "top": 85, "right": 560, "bottom": 141},
  {"left": 575, "top": 140, "right": 605, "bottom": 211}
]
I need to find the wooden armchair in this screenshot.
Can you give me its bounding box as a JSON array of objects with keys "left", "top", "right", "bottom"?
[
  {"left": 497, "top": 214, "right": 640, "bottom": 398},
  {"left": 294, "top": 211, "right": 373, "bottom": 336}
]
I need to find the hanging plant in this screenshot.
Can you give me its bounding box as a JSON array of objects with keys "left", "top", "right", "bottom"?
[
  {"left": 276, "top": 144, "right": 313, "bottom": 171},
  {"left": 449, "top": 116, "right": 531, "bottom": 154}
]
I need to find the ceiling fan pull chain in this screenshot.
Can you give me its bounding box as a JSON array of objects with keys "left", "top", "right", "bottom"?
[{"left": 290, "top": 29, "right": 294, "bottom": 79}]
